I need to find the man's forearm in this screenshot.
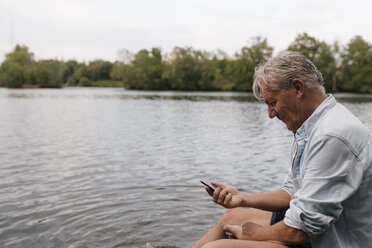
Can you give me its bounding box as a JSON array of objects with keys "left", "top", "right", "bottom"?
[
  {"left": 239, "top": 189, "right": 291, "bottom": 212},
  {"left": 246, "top": 221, "right": 309, "bottom": 245}
]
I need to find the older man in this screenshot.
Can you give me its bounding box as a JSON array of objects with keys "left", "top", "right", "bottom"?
[
  {"left": 191, "top": 51, "right": 372, "bottom": 248},
  {"left": 147, "top": 51, "right": 372, "bottom": 248}
]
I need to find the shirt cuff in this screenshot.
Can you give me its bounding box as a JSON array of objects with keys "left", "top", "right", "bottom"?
[
  {"left": 282, "top": 186, "right": 293, "bottom": 196},
  {"left": 284, "top": 201, "right": 318, "bottom": 238}
]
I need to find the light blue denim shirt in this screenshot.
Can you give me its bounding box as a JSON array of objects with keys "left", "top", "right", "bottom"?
[{"left": 282, "top": 95, "right": 372, "bottom": 247}]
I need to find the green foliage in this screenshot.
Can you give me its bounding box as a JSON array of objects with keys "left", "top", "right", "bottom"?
[
  {"left": 288, "top": 33, "right": 337, "bottom": 92},
  {"left": 63, "top": 60, "right": 79, "bottom": 85},
  {"left": 110, "top": 62, "right": 127, "bottom": 81},
  {"left": 123, "top": 38, "right": 273, "bottom": 91},
  {"left": 163, "top": 47, "right": 202, "bottom": 90},
  {"left": 0, "top": 45, "right": 36, "bottom": 88},
  {"left": 1, "top": 35, "right": 372, "bottom": 93},
  {"left": 72, "top": 63, "right": 88, "bottom": 85},
  {"left": 198, "top": 53, "right": 221, "bottom": 90},
  {"left": 124, "top": 48, "right": 168, "bottom": 90},
  {"left": 339, "top": 36, "right": 372, "bottom": 93},
  {"left": 78, "top": 77, "right": 90, "bottom": 87},
  {"left": 35, "top": 59, "right": 66, "bottom": 88},
  {"left": 225, "top": 37, "right": 273, "bottom": 91},
  {"left": 86, "top": 60, "right": 113, "bottom": 81}
]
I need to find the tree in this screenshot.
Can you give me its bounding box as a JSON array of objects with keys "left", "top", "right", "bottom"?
[
  {"left": 110, "top": 61, "right": 127, "bottom": 81},
  {"left": 0, "top": 45, "right": 36, "bottom": 88},
  {"left": 226, "top": 37, "right": 273, "bottom": 91},
  {"left": 339, "top": 36, "right": 372, "bottom": 93},
  {"left": 35, "top": 59, "right": 66, "bottom": 88},
  {"left": 211, "top": 50, "right": 235, "bottom": 91},
  {"left": 86, "top": 60, "right": 113, "bottom": 82},
  {"left": 125, "top": 48, "right": 167, "bottom": 90},
  {"left": 63, "top": 60, "right": 79, "bottom": 86},
  {"left": 194, "top": 50, "right": 219, "bottom": 90},
  {"left": 287, "top": 33, "right": 337, "bottom": 92},
  {"left": 73, "top": 63, "right": 88, "bottom": 85},
  {"left": 163, "top": 47, "right": 202, "bottom": 90},
  {"left": 99, "top": 61, "right": 113, "bottom": 80}
]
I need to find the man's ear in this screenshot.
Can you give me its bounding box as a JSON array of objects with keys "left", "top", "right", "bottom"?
[{"left": 291, "top": 78, "right": 304, "bottom": 97}]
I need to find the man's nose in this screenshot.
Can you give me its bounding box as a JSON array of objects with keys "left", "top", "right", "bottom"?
[{"left": 268, "top": 106, "right": 277, "bottom": 119}]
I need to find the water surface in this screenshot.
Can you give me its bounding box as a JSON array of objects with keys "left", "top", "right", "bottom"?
[{"left": 0, "top": 88, "right": 371, "bottom": 247}]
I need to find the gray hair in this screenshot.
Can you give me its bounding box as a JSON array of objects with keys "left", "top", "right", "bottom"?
[{"left": 253, "top": 51, "right": 325, "bottom": 101}]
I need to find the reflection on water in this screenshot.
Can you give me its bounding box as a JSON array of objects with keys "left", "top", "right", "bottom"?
[{"left": 0, "top": 88, "right": 371, "bottom": 248}]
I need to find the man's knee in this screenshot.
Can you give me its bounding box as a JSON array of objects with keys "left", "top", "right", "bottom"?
[
  {"left": 219, "top": 207, "right": 255, "bottom": 226},
  {"left": 219, "top": 208, "right": 240, "bottom": 225}
]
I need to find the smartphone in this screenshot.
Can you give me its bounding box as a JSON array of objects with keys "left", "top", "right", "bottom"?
[{"left": 200, "top": 181, "right": 215, "bottom": 194}]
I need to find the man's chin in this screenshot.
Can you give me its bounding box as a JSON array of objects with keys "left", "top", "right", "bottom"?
[
  {"left": 285, "top": 123, "right": 296, "bottom": 132},
  {"left": 286, "top": 123, "right": 299, "bottom": 132},
  {"left": 280, "top": 119, "right": 296, "bottom": 131}
]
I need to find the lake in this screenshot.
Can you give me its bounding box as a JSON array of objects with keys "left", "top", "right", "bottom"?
[{"left": 0, "top": 88, "right": 371, "bottom": 248}]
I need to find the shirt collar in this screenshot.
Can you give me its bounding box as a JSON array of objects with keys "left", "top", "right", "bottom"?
[{"left": 295, "top": 94, "right": 336, "bottom": 140}]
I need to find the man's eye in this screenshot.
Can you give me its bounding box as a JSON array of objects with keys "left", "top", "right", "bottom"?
[{"left": 269, "top": 101, "right": 277, "bottom": 107}]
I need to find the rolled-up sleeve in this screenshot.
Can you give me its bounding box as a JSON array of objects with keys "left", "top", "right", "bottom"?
[{"left": 284, "top": 134, "right": 364, "bottom": 238}]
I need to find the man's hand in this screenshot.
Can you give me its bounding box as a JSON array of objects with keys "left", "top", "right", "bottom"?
[
  {"left": 223, "top": 224, "right": 242, "bottom": 239},
  {"left": 223, "top": 222, "right": 263, "bottom": 240},
  {"left": 209, "top": 181, "right": 242, "bottom": 208}
]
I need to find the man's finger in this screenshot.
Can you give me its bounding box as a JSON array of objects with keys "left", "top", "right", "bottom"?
[
  {"left": 225, "top": 231, "right": 235, "bottom": 239},
  {"left": 224, "top": 193, "right": 232, "bottom": 206},
  {"left": 211, "top": 181, "right": 223, "bottom": 188},
  {"left": 212, "top": 187, "right": 221, "bottom": 203},
  {"left": 217, "top": 188, "right": 227, "bottom": 204}
]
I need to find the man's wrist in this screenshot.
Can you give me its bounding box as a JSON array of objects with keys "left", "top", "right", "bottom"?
[{"left": 239, "top": 194, "right": 252, "bottom": 207}]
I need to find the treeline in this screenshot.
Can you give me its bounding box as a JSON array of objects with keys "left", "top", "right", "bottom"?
[
  {"left": 1, "top": 33, "right": 372, "bottom": 93},
  {"left": 0, "top": 47, "right": 122, "bottom": 88}
]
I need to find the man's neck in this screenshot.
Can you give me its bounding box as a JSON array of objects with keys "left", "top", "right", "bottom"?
[{"left": 297, "top": 91, "right": 328, "bottom": 131}]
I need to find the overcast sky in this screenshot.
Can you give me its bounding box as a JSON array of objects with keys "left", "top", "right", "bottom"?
[{"left": 1, "top": 0, "right": 371, "bottom": 63}]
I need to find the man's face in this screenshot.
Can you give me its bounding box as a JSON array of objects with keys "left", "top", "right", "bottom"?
[{"left": 260, "top": 83, "right": 303, "bottom": 132}]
